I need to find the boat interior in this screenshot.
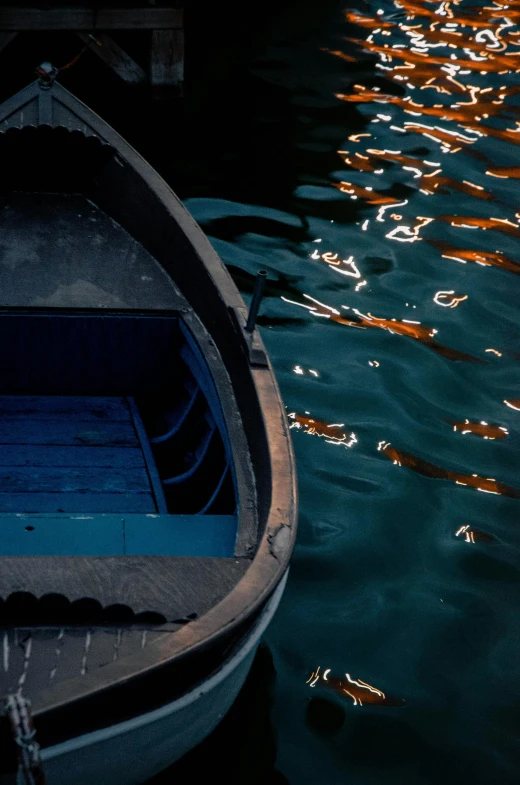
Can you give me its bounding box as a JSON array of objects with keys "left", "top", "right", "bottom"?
[
  {"left": 0, "top": 128, "right": 257, "bottom": 633},
  {"left": 0, "top": 194, "right": 238, "bottom": 560}
]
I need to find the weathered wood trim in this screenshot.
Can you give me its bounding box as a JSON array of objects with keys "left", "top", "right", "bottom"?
[
  {"left": 0, "top": 31, "right": 16, "bottom": 52},
  {"left": 0, "top": 555, "right": 250, "bottom": 624},
  {"left": 0, "top": 81, "right": 44, "bottom": 124},
  {"left": 150, "top": 29, "right": 184, "bottom": 88},
  {"left": 38, "top": 86, "right": 53, "bottom": 125},
  {"left": 76, "top": 32, "right": 147, "bottom": 85},
  {"left": 0, "top": 8, "right": 183, "bottom": 31}
]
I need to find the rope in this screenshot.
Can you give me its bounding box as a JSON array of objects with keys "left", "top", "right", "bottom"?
[
  {"left": 36, "top": 6, "right": 101, "bottom": 86},
  {"left": 3, "top": 694, "right": 46, "bottom": 785},
  {"left": 58, "top": 43, "right": 89, "bottom": 72}
]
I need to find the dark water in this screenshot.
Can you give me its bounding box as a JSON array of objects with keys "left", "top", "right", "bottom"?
[
  {"left": 172, "top": 1, "right": 520, "bottom": 782},
  {"left": 159, "top": 0, "right": 520, "bottom": 781},
  {"left": 4, "top": 1, "right": 520, "bottom": 781}
]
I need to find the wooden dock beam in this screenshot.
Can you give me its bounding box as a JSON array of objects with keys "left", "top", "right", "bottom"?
[
  {"left": 0, "top": 8, "right": 183, "bottom": 31},
  {"left": 0, "top": 6, "right": 184, "bottom": 92},
  {"left": 150, "top": 29, "right": 184, "bottom": 94}
]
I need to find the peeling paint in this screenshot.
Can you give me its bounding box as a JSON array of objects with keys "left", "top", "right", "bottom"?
[{"left": 268, "top": 524, "right": 291, "bottom": 561}]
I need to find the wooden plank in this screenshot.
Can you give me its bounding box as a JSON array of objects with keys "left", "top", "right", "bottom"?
[
  {"left": 0, "top": 492, "right": 155, "bottom": 513},
  {"left": 0, "top": 8, "right": 183, "bottom": 31},
  {"left": 38, "top": 86, "right": 53, "bottom": 124},
  {"left": 0, "top": 420, "right": 138, "bottom": 446},
  {"left": 77, "top": 32, "right": 147, "bottom": 86},
  {"left": 0, "top": 629, "right": 173, "bottom": 711},
  {"left": 0, "top": 466, "right": 150, "bottom": 493},
  {"left": 0, "top": 396, "right": 132, "bottom": 421},
  {"left": 0, "top": 445, "right": 145, "bottom": 468},
  {"left": 0, "top": 555, "right": 249, "bottom": 621},
  {"left": 150, "top": 28, "right": 184, "bottom": 88},
  {"left": 0, "top": 31, "right": 16, "bottom": 52}
]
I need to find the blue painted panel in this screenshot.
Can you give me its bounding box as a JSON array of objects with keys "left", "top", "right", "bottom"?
[
  {"left": 0, "top": 493, "right": 155, "bottom": 513},
  {"left": 0, "top": 515, "right": 125, "bottom": 556},
  {"left": 0, "top": 396, "right": 132, "bottom": 421},
  {"left": 0, "top": 420, "right": 138, "bottom": 446},
  {"left": 0, "top": 466, "right": 149, "bottom": 493},
  {"left": 0, "top": 445, "right": 145, "bottom": 468},
  {"left": 0, "top": 313, "right": 181, "bottom": 395},
  {"left": 0, "top": 513, "right": 238, "bottom": 556},
  {"left": 124, "top": 514, "right": 238, "bottom": 557}
]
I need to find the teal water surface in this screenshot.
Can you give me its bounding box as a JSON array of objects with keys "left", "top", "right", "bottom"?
[{"left": 172, "top": 0, "right": 520, "bottom": 782}]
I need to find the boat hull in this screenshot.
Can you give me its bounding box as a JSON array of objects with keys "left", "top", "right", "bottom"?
[{"left": 9, "top": 574, "right": 287, "bottom": 785}]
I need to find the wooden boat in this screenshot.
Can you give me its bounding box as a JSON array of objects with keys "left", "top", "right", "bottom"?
[{"left": 0, "top": 72, "right": 297, "bottom": 784}]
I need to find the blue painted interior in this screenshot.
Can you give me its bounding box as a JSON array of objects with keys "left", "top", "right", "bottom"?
[
  {"left": 0, "top": 514, "right": 237, "bottom": 557},
  {"left": 0, "top": 312, "right": 181, "bottom": 395},
  {"left": 125, "top": 514, "right": 237, "bottom": 557},
  {"left": 0, "top": 515, "right": 125, "bottom": 556},
  {"left": 0, "top": 311, "right": 238, "bottom": 556}
]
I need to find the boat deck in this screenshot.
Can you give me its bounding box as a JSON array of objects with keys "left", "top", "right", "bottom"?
[{"left": 0, "top": 191, "right": 184, "bottom": 311}]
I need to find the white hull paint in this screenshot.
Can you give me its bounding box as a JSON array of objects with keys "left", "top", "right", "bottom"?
[{"left": 26, "top": 573, "right": 288, "bottom": 785}]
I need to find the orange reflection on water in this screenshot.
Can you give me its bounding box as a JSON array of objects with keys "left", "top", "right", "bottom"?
[
  {"left": 380, "top": 443, "right": 520, "bottom": 499},
  {"left": 437, "top": 215, "right": 520, "bottom": 237},
  {"left": 419, "top": 173, "right": 493, "bottom": 200},
  {"left": 400, "top": 26, "right": 509, "bottom": 53},
  {"left": 335, "top": 181, "right": 399, "bottom": 204},
  {"left": 429, "top": 242, "right": 520, "bottom": 273},
  {"left": 344, "top": 11, "right": 394, "bottom": 29},
  {"left": 282, "top": 295, "right": 483, "bottom": 363},
  {"left": 339, "top": 151, "right": 377, "bottom": 173},
  {"left": 322, "top": 48, "right": 357, "bottom": 63},
  {"left": 463, "top": 122, "right": 520, "bottom": 148},
  {"left": 309, "top": 249, "right": 362, "bottom": 278},
  {"left": 346, "top": 36, "right": 519, "bottom": 73},
  {"left": 337, "top": 86, "right": 511, "bottom": 126},
  {"left": 402, "top": 123, "right": 481, "bottom": 149},
  {"left": 340, "top": 147, "right": 444, "bottom": 179},
  {"left": 486, "top": 165, "right": 520, "bottom": 179},
  {"left": 451, "top": 420, "right": 509, "bottom": 439},
  {"left": 306, "top": 666, "right": 405, "bottom": 707},
  {"left": 455, "top": 524, "right": 496, "bottom": 543},
  {"left": 385, "top": 0, "right": 519, "bottom": 29},
  {"left": 288, "top": 412, "right": 357, "bottom": 448},
  {"left": 385, "top": 215, "right": 433, "bottom": 241},
  {"left": 433, "top": 290, "right": 468, "bottom": 307}
]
